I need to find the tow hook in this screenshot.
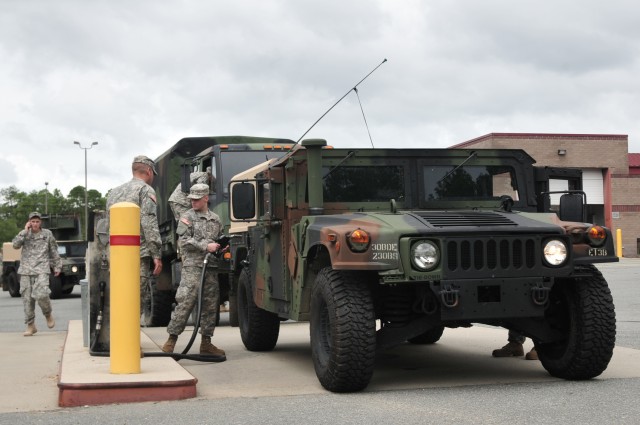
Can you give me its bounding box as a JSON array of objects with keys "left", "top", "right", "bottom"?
[
  {"left": 440, "top": 284, "right": 459, "bottom": 308},
  {"left": 531, "top": 283, "right": 550, "bottom": 306}
]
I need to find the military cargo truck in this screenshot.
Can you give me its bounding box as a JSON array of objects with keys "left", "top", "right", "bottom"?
[
  {"left": 1, "top": 214, "right": 86, "bottom": 299},
  {"left": 228, "top": 139, "right": 617, "bottom": 392},
  {"left": 145, "top": 136, "right": 296, "bottom": 326}
]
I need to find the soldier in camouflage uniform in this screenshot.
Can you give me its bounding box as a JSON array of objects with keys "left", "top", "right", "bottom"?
[
  {"left": 162, "top": 183, "right": 225, "bottom": 358},
  {"left": 12, "top": 212, "right": 62, "bottom": 336},
  {"left": 168, "top": 170, "right": 212, "bottom": 222},
  {"left": 106, "top": 155, "right": 163, "bottom": 314}
]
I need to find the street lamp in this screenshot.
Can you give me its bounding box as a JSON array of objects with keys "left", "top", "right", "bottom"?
[
  {"left": 45, "top": 182, "right": 49, "bottom": 214},
  {"left": 74, "top": 141, "right": 99, "bottom": 239}
]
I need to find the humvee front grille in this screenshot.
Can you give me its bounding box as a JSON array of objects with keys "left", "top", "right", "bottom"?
[{"left": 444, "top": 237, "right": 538, "bottom": 277}]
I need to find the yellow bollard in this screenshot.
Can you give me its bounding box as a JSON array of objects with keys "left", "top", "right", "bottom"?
[
  {"left": 616, "top": 228, "right": 623, "bottom": 258},
  {"left": 109, "top": 202, "right": 141, "bottom": 374}
]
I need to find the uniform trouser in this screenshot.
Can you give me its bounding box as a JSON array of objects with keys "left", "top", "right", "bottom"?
[
  {"left": 20, "top": 274, "right": 52, "bottom": 325},
  {"left": 508, "top": 330, "right": 526, "bottom": 344},
  {"left": 140, "top": 256, "right": 151, "bottom": 312},
  {"left": 167, "top": 266, "right": 219, "bottom": 337}
]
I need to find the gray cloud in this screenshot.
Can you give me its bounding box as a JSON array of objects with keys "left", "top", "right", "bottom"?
[{"left": 1, "top": 0, "right": 639, "bottom": 196}]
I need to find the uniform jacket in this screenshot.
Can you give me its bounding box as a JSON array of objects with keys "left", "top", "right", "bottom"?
[
  {"left": 12, "top": 228, "right": 62, "bottom": 275},
  {"left": 106, "top": 177, "right": 162, "bottom": 259},
  {"left": 177, "top": 208, "right": 222, "bottom": 267}
]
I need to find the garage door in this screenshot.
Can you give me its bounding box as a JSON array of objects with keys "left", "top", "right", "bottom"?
[{"left": 582, "top": 169, "right": 604, "bottom": 205}]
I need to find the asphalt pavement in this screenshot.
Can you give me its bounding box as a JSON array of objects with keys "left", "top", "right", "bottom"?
[{"left": 0, "top": 259, "right": 639, "bottom": 421}]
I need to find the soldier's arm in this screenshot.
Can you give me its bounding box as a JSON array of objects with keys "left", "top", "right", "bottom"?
[
  {"left": 12, "top": 229, "right": 27, "bottom": 249},
  {"left": 48, "top": 233, "right": 62, "bottom": 273},
  {"left": 140, "top": 186, "right": 162, "bottom": 260}
]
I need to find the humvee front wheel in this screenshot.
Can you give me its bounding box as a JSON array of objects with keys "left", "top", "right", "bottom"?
[
  {"left": 237, "top": 268, "right": 280, "bottom": 351},
  {"left": 7, "top": 271, "right": 20, "bottom": 298},
  {"left": 49, "top": 275, "right": 63, "bottom": 299},
  {"left": 310, "top": 268, "right": 376, "bottom": 392},
  {"left": 536, "top": 265, "right": 616, "bottom": 380}
]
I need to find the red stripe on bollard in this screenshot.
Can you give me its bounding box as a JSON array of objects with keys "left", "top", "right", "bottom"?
[{"left": 110, "top": 235, "right": 141, "bottom": 246}]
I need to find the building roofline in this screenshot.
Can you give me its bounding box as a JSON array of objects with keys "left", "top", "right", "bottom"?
[{"left": 451, "top": 132, "right": 628, "bottom": 149}]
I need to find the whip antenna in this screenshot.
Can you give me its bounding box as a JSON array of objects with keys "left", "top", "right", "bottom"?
[{"left": 290, "top": 58, "right": 387, "bottom": 149}]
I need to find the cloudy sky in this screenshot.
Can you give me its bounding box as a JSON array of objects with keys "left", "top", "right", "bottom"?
[{"left": 2, "top": 0, "right": 640, "bottom": 197}]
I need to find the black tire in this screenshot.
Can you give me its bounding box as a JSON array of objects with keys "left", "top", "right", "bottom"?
[
  {"left": 408, "top": 325, "right": 445, "bottom": 344},
  {"left": 142, "top": 281, "right": 173, "bottom": 327},
  {"left": 536, "top": 265, "right": 616, "bottom": 380},
  {"left": 228, "top": 293, "right": 239, "bottom": 327},
  {"left": 62, "top": 286, "right": 75, "bottom": 295},
  {"left": 310, "top": 268, "right": 376, "bottom": 393},
  {"left": 7, "top": 271, "right": 20, "bottom": 298},
  {"left": 237, "top": 268, "right": 280, "bottom": 351},
  {"left": 49, "top": 275, "right": 63, "bottom": 299}
]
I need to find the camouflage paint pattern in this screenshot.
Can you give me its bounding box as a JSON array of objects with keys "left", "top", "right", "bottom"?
[{"left": 231, "top": 139, "right": 618, "bottom": 322}]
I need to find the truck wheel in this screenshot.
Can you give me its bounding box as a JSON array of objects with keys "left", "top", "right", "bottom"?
[
  {"left": 49, "top": 275, "right": 63, "bottom": 299},
  {"left": 408, "top": 325, "right": 445, "bottom": 344},
  {"left": 142, "top": 282, "right": 173, "bottom": 327},
  {"left": 237, "top": 268, "right": 280, "bottom": 351},
  {"left": 310, "top": 268, "right": 376, "bottom": 392},
  {"left": 7, "top": 271, "right": 20, "bottom": 298},
  {"left": 228, "top": 294, "right": 239, "bottom": 327},
  {"left": 537, "top": 265, "right": 616, "bottom": 380}
]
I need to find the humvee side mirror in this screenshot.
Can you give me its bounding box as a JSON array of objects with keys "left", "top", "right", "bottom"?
[
  {"left": 231, "top": 182, "right": 256, "bottom": 219},
  {"left": 559, "top": 193, "right": 585, "bottom": 222}
]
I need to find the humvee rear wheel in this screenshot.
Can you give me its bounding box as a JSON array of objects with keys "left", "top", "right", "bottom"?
[
  {"left": 142, "top": 281, "right": 173, "bottom": 327},
  {"left": 7, "top": 271, "right": 20, "bottom": 298},
  {"left": 310, "top": 268, "right": 376, "bottom": 392},
  {"left": 237, "top": 268, "right": 280, "bottom": 351},
  {"left": 49, "top": 275, "right": 63, "bottom": 299},
  {"left": 408, "top": 325, "right": 445, "bottom": 344},
  {"left": 536, "top": 265, "right": 616, "bottom": 380}
]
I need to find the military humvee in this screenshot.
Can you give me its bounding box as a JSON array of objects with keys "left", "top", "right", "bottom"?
[{"left": 228, "top": 139, "right": 617, "bottom": 392}]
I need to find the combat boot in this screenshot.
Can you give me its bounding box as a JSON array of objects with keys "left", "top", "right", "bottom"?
[
  {"left": 200, "top": 336, "right": 225, "bottom": 357},
  {"left": 525, "top": 347, "right": 539, "bottom": 360},
  {"left": 492, "top": 341, "right": 524, "bottom": 357},
  {"left": 23, "top": 322, "right": 37, "bottom": 337},
  {"left": 46, "top": 313, "right": 55, "bottom": 329},
  {"left": 162, "top": 334, "right": 178, "bottom": 353}
]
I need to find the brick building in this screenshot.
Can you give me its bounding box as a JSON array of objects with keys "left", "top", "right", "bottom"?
[{"left": 451, "top": 133, "right": 640, "bottom": 257}]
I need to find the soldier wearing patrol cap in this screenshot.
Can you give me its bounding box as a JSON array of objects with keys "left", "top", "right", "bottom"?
[
  {"left": 106, "top": 155, "right": 163, "bottom": 319},
  {"left": 12, "top": 211, "right": 62, "bottom": 336},
  {"left": 162, "top": 183, "right": 226, "bottom": 357}
]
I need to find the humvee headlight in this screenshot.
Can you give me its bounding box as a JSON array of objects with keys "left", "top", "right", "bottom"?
[
  {"left": 71, "top": 265, "right": 78, "bottom": 273},
  {"left": 587, "top": 226, "right": 606, "bottom": 247},
  {"left": 347, "top": 229, "right": 370, "bottom": 252},
  {"left": 411, "top": 241, "right": 439, "bottom": 271},
  {"left": 543, "top": 239, "right": 568, "bottom": 266}
]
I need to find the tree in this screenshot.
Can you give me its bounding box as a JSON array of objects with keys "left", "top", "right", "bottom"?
[{"left": 0, "top": 185, "right": 106, "bottom": 243}]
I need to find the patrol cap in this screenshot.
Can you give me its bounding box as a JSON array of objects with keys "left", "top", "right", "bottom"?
[
  {"left": 133, "top": 155, "right": 158, "bottom": 175},
  {"left": 28, "top": 211, "right": 41, "bottom": 220},
  {"left": 187, "top": 183, "right": 210, "bottom": 199}
]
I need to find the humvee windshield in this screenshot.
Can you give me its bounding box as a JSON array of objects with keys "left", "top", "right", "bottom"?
[
  {"left": 220, "top": 151, "right": 283, "bottom": 194},
  {"left": 57, "top": 242, "right": 88, "bottom": 258},
  {"left": 322, "top": 166, "right": 405, "bottom": 202},
  {"left": 423, "top": 165, "right": 519, "bottom": 202}
]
